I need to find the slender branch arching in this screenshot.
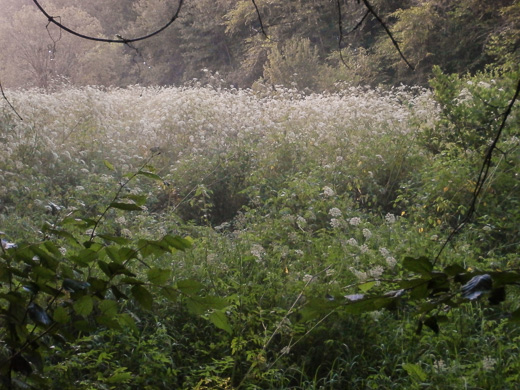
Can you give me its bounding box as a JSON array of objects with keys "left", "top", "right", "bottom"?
[{"left": 31, "top": 0, "right": 184, "bottom": 44}]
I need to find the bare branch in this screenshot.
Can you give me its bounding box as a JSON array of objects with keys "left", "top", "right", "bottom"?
[
  {"left": 31, "top": 0, "right": 184, "bottom": 44},
  {"left": 434, "top": 77, "right": 520, "bottom": 265},
  {"left": 251, "top": 0, "right": 269, "bottom": 39},
  {"left": 0, "top": 80, "right": 23, "bottom": 121},
  {"left": 360, "top": 0, "right": 415, "bottom": 70}
]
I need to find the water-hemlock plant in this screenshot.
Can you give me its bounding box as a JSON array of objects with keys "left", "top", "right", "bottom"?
[{"left": 0, "top": 73, "right": 519, "bottom": 388}]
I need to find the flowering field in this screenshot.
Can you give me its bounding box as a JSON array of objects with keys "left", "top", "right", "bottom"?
[{"left": 1, "top": 80, "right": 519, "bottom": 388}]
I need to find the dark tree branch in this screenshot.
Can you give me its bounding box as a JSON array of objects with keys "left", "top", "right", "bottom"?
[
  {"left": 251, "top": 0, "right": 269, "bottom": 39},
  {"left": 31, "top": 0, "right": 184, "bottom": 44},
  {"left": 434, "top": 77, "right": 520, "bottom": 265},
  {"left": 0, "top": 80, "right": 23, "bottom": 121},
  {"left": 360, "top": 0, "right": 415, "bottom": 70}
]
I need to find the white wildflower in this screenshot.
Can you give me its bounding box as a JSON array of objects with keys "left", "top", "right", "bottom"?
[
  {"left": 322, "top": 186, "right": 335, "bottom": 197},
  {"left": 349, "top": 217, "right": 361, "bottom": 226},
  {"left": 386, "top": 257, "right": 397, "bottom": 268},
  {"left": 482, "top": 356, "right": 497, "bottom": 371},
  {"left": 385, "top": 213, "right": 396, "bottom": 224},
  {"left": 347, "top": 238, "right": 358, "bottom": 246},
  {"left": 379, "top": 247, "right": 390, "bottom": 257},
  {"left": 330, "top": 218, "right": 342, "bottom": 228},
  {"left": 362, "top": 228, "right": 372, "bottom": 239},
  {"left": 368, "top": 266, "right": 384, "bottom": 278},
  {"left": 359, "top": 244, "right": 369, "bottom": 253},
  {"left": 326, "top": 206, "right": 342, "bottom": 218},
  {"left": 251, "top": 244, "right": 266, "bottom": 261}
]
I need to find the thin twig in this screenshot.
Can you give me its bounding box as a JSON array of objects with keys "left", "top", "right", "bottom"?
[
  {"left": 433, "top": 78, "right": 520, "bottom": 265},
  {"left": 251, "top": 0, "right": 269, "bottom": 39},
  {"left": 0, "top": 80, "right": 23, "bottom": 121},
  {"left": 32, "top": 0, "right": 184, "bottom": 44},
  {"left": 360, "top": 0, "right": 414, "bottom": 70}
]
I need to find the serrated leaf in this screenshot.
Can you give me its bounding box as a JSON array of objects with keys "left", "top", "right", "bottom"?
[
  {"left": 99, "top": 300, "right": 118, "bottom": 318},
  {"left": 424, "top": 316, "right": 439, "bottom": 334},
  {"left": 111, "top": 286, "right": 129, "bottom": 300},
  {"left": 123, "top": 194, "right": 148, "bottom": 206},
  {"left": 402, "top": 363, "right": 427, "bottom": 382},
  {"left": 53, "top": 306, "right": 70, "bottom": 324},
  {"left": 403, "top": 256, "right": 433, "bottom": 276},
  {"left": 160, "top": 286, "right": 178, "bottom": 301},
  {"left": 209, "top": 310, "right": 232, "bottom": 335},
  {"left": 118, "top": 313, "right": 139, "bottom": 335},
  {"left": 28, "top": 303, "right": 52, "bottom": 326},
  {"left": 131, "top": 285, "right": 153, "bottom": 310},
  {"left": 103, "top": 160, "right": 115, "bottom": 171},
  {"left": 177, "top": 279, "right": 203, "bottom": 295},
  {"left": 109, "top": 202, "right": 142, "bottom": 211},
  {"left": 147, "top": 268, "right": 171, "bottom": 285},
  {"left": 358, "top": 281, "right": 376, "bottom": 292},
  {"left": 137, "top": 171, "right": 162, "bottom": 181},
  {"left": 510, "top": 308, "right": 520, "bottom": 322},
  {"left": 98, "top": 234, "right": 131, "bottom": 246},
  {"left": 73, "top": 295, "right": 93, "bottom": 316}
]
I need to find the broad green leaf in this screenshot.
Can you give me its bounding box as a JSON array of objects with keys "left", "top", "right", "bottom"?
[
  {"left": 424, "top": 316, "right": 439, "bottom": 334},
  {"left": 209, "top": 310, "right": 232, "bottom": 335},
  {"left": 402, "top": 363, "right": 427, "bottom": 382},
  {"left": 53, "top": 306, "right": 70, "bottom": 324},
  {"left": 103, "top": 160, "right": 115, "bottom": 171},
  {"left": 358, "top": 281, "right": 376, "bottom": 292},
  {"left": 147, "top": 268, "right": 171, "bottom": 285},
  {"left": 344, "top": 296, "right": 396, "bottom": 314},
  {"left": 123, "top": 194, "right": 148, "bottom": 206},
  {"left": 98, "top": 234, "right": 131, "bottom": 246},
  {"left": 111, "top": 286, "right": 129, "bottom": 300},
  {"left": 137, "top": 171, "right": 162, "bottom": 181},
  {"left": 109, "top": 202, "right": 142, "bottom": 211},
  {"left": 98, "top": 300, "right": 118, "bottom": 318},
  {"left": 160, "top": 286, "right": 178, "bottom": 301},
  {"left": 177, "top": 279, "right": 203, "bottom": 295},
  {"left": 118, "top": 313, "right": 139, "bottom": 335},
  {"left": 163, "top": 235, "right": 193, "bottom": 251},
  {"left": 510, "top": 308, "right": 520, "bottom": 322},
  {"left": 403, "top": 256, "right": 433, "bottom": 276},
  {"left": 73, "top": 296, "right": 94, "bottom": 316},
  {"left": 131, "top": 285, "right": 153, "bottom": 310}
]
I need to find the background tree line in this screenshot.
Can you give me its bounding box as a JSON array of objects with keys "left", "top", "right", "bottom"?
[{"left": 0, "top": 0, "right": 518, "bottom": 90}]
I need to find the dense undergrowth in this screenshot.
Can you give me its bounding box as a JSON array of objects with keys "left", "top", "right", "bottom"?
[{"left": 1, "top": 68, "right": 519, "bottom": 389}]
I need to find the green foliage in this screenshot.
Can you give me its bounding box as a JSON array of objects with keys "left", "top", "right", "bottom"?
[{"left": 0, "top": 77, "right": 519, "bottom": 388}]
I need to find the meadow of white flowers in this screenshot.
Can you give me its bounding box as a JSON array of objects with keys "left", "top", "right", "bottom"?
[{"left": 0, "top": 84, "right": 438, "bottom": 198}]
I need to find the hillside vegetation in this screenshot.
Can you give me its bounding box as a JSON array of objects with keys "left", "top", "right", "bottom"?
[{"left": 1, "top": 65, "right": 519, "bottom": 387}]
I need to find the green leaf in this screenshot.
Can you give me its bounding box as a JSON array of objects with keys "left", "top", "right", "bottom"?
[
  {"left": 103, "top": 160, "right": 115, "bottom": 171},
  {"left": 109, "top": 202, "right": 143, "bottom": 211},
  {"left": 147, "top": 268, "right": 171, "bottom": 285},
  {"left": 510, "top": 308, "right": 520, "bottom": 322},
  {"left": 209, "top": 310, "right": 232, "bottom": 335},
  {"left": 118, "top": 313, "right": 139, "bottom": 335},
  {"left": 402, "top": 363, "right": 427, "bottom": 382},
  {"left": 73, "top": 296, "right": 94, "bottom": 316},
  {"left": 344, "top": 296, "right": 396, "bottom": 314},
  {"left": 123, "top": 194, "right": 148, "bottom": 206},
  {"left": 358, "top": 281, "right": 376, "bottom": 292},
  {"left": 424, "top": 316, "right": 439, "bottom": 334},
  {"left": 98, "top": 300, "right": 118, "bottom": 318},
  {"left": 98, "top": 234, "right": 131, "bottom": 246},
  {"left": 53, "top": 306, "right": 70, "bottom": 324},
  {"left": 131, "top": 285, "right": 153, "bottom": 310},
  {"left": 160, "top": 286, "right": 178, "bottom": 301},
  {"left": 403, "top": 256, "right": 433, "bottom": 276},
  {"left": 177, "top": 279, "right": 203, "bottom": 295},
  {"left": 137, "top": 171, "right": 162, "bottom": 181}
]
